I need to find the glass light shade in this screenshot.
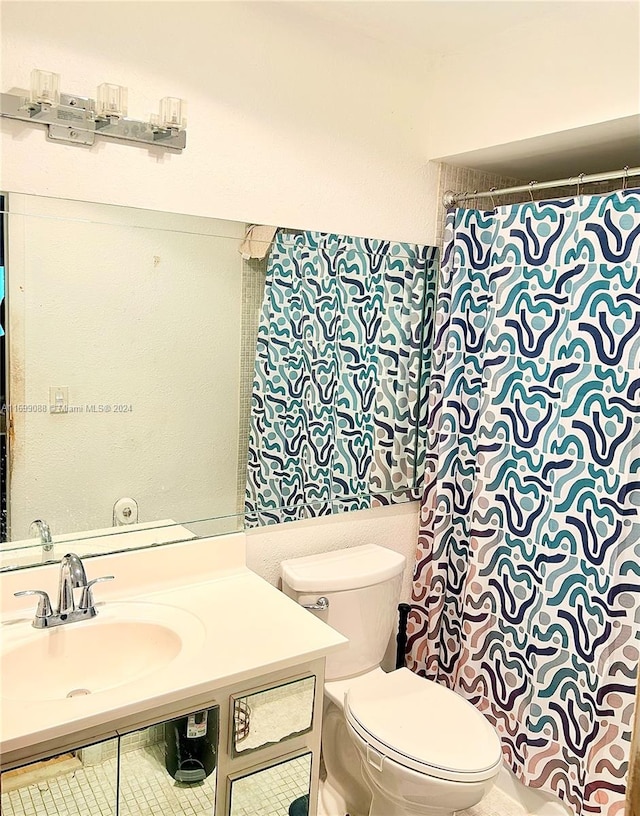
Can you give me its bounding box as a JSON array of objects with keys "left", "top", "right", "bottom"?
[
  {"left": 30, "top": 69, "right": 60, "bottom": 106},
  {"left": 96, "top": 83, "right": 128, "bottom": 118},
  {"left": 159, "top": 97, "right": 186, "bottom": 129}
]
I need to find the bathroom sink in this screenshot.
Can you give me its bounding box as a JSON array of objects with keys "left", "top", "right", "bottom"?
[{"left": 1, "top": 602, "right": 205, "bottom": 702}]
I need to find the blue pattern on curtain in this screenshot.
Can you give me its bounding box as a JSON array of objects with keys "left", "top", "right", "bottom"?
[
  {"left": 407, "top": 189, "right": 640, "bottom": 815},
  {"left": 245, "top": 230, "right": 438, "bottom": 527}
]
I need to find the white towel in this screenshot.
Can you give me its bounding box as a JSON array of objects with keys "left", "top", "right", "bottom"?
[{"left": 239, "top": 224, "right": 278, "bottom": 260}]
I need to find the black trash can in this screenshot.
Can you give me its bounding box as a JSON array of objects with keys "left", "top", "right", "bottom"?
[
  {"left": 165, "top": 708, "right": 219, "bottom": 783},
  {"left": 289, "top": 794, "right": 309, "bottom": 816}
]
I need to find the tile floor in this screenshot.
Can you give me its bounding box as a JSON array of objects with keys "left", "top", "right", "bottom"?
[
  {"left": 229, "top": 754, "right": 311, "bottom": 816},
  {"left": 458, "top": 785, "right": 528, "bottom": 816},
  {"left": 1, "top": 741, "right": 525, "bottom": 816},
  {"left": 1, "top": 743, "right": 311, "bottom": 816},
  {"left": 1, "top": 758, "right": 119, "bottom": 816}
]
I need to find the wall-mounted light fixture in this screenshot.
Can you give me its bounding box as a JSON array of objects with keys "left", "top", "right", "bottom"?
[{"left": 1, "top": 69, "right": 187, "bottom": 151}]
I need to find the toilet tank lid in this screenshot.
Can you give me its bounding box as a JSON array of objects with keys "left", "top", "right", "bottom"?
[{"left": 281, "top": 545, "right": 405, "bottom": 592}]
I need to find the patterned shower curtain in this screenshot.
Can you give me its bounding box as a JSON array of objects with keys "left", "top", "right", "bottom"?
[
  {"left": 245, "top": 230, "right": 437, "bottom": 527},
  {"left": 407, "top": 188, "right": 640, "bottom": 815}
]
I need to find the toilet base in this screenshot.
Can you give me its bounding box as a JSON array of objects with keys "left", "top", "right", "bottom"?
[
  {"left": 317, "top": 776, "right": 459, "bottom": 816},
  {"left": 351, "top": 727, "right": 498, "bottom": 816},
  {"left": 318, "top": 778, "right": 362, "bottom": 816},
  {"left": 368, "top": 788, "right": 455, "bottom": 816},
  {"left": 362, "top": 761, "right": 458, "bottom": 816},
  {"left": 320, "top": 699, "right": 372, "bottom": 816}
]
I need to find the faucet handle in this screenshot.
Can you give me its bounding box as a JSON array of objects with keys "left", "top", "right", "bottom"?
[
  {"left": 14, "top": 589, "right": 53, "bottom": 619},
  {"left": 78, "top": 576, "right": 115, "bottom": 611}
]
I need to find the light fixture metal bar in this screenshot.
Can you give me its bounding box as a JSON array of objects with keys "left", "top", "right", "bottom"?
[
  {"left": 48, "top": 124, "right": 95, "bottom": 146},
  {"left": 0, "top": 90, "right": 186, "bottom": 152}
]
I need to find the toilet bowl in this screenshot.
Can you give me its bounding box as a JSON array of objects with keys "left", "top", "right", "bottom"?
[
  {"left": 281, "top": 545, "right": 503, "bottom": 816},
  {"left": 342, "top": 667, "right": 502, "bottom": 816}
]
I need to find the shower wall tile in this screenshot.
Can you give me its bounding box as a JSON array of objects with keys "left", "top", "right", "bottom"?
[
  {"left": 237, "top": 254, "right": 267, "bottom": 516},
  {"left": 435, "top": 162, "right": 524, "bottom": 249},
  {"left": 79, "top": 724, "right": 164, "bottom": 766}
]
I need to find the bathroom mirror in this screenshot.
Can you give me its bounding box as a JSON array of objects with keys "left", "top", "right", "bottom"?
[
  {"left": 228, "top": 752, "right": 311, "bottom": 816},
  {"left": 231, "top": 676, "right": 315, "bottom": 757},
  {"left": 0, "top": 193, "right": 435, "bottom": 570},
  {"left": 0, "top": 735, "right": 119, "bottom": 815},
  {"left": 0, "top": 193, "right": 256, "bottom": 567}
]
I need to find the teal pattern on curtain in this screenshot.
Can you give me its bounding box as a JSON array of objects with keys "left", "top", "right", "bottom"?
[
  {"left": 407, "top": 189, "right": 640, "bottom": 815},
  {"left": 245, "top": 230, "right": 438, "bottom": 527}
]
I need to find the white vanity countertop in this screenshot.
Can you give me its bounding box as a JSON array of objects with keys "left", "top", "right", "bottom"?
[{"left": 0, "top": 534, "right": 347, "bottom": 768}]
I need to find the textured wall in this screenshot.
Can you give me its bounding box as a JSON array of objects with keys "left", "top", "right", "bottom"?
[
  {"left": 0, "top": 2, "right": 434, "bottom": 245},
  {"left": 4, "top": 4, "right": 636, "bottom": 247},
  {"left": 246, "top": 501, "right": 419, "bottom": 603},
  {"left": 425, "top": 2, "right": 639, "bottom": 160}
]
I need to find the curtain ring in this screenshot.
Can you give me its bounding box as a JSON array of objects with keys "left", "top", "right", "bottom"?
[
  {"left": 489, "top": 187, "right": 497, "bottom": 209},
  {"left": 577, "top": 172, "right": 585, "bottom": 198},
  {"left": 622, "top": 165, "right": 629, "bottom": 191},
  {"left": 528, "top": 181, "right": 538, "bottom": 202}
]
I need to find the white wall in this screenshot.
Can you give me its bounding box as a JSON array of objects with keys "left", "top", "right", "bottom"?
[
  {"left": 246, "top": 502, "right": 419, "bottom": 601},
  {"left": 247, "top": 501, "right": 420, "bottom": 669},
  {"left": 1, "top": 1, "right": 637, "bottom": 584},
  {"left": 0, "top": 1, "right": 434, "bottom": 245},
  {"left": 2, "top": 3, "right": 637, "bottom": 244},
  {"left": 424, "top": 1, "right": 639, "bottom": 162}
]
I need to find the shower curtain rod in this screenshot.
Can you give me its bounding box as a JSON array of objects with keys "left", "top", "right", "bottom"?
[{"left": 443, "top": 165, "right": 640, "bottom": 208}]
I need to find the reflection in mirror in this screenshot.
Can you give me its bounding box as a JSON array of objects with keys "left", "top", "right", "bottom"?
[
  {"left": 232, "top": 676, "right": 315, "bottom": 756},
  {"left": 229, "top": 752, "right": 311, "bottom": 816},
  {"left": 1, "top": 194, "right": 264, "bottom": 566},
  {"left": 0, "top": 192, "right": 436, "bottom": 571},
  {"left": 0, "top": 192, "right": 6, "bottom": 541},
  {"left": 244, "top": 231, "right": 438, "bottom": 527},
  {"left": 120, "top": 709, "right": 219, "bottom": 816},
  {"left": 0, "top": 736, "right": 118, "bottom": 816}
]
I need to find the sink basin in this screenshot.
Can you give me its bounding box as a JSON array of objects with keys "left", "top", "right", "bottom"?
[{"left": 1, "top": 602, "right": 205, "bottom": 701}]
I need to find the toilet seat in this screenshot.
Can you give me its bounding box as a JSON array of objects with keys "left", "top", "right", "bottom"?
[{"left": 344, "top": 668, "right": 503, "bottom": 784}]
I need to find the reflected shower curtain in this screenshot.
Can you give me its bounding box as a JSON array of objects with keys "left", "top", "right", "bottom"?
[
  {"left": 407, "top": 189, "right": 640, "bottom": 815},
  {"left": 245, "top": 230, "right": 437, "bottom": 527}
]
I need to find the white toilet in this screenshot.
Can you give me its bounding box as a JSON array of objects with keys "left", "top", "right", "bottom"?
[{"left": 281, "top": 545, "right": 503, "bottom": 816}]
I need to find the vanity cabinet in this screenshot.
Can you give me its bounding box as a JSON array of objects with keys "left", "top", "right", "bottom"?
[
  {"left": 0, "top": 661, "right": 324, "bottom": 816},
  {"left": 118, "top": 707, "right": 219, "bottom": 816},
  {"left": 0, "top": 735, "right": 120, "bottom": 816},
  {"left": 228, "top": 752, "right": 313, "bottom": 816}
]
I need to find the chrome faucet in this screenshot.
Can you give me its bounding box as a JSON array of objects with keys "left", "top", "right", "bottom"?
[
  {"left": 57, "top": 553, "right": 87, "bottom": 615},
  {"left": 30, "top": 519, "right": 53, "bottom": 553},
  {"left": 14, "top": 552, "right": 114, "bottom": 629}
]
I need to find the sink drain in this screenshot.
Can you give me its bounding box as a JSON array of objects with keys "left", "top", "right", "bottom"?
[{"left": 66, "top": 688, "right": 91, "bottom": 698}]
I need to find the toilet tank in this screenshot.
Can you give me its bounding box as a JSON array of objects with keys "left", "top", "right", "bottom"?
[{"left": 281, "top": 545, "right": 405, "bottom": 681}]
